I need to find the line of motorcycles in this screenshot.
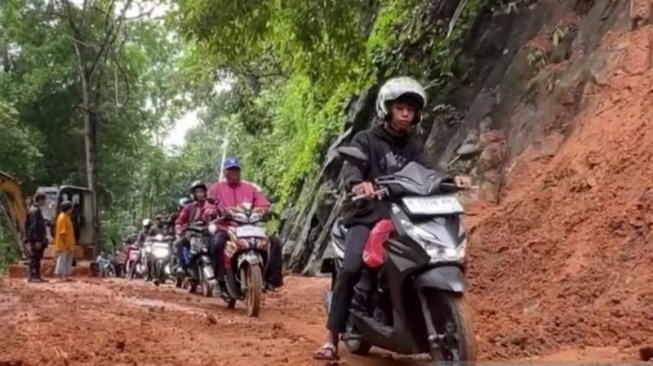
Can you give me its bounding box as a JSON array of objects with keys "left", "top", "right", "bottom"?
[{"left": 124, "top": 202, "right": 271, "bottom": 317}]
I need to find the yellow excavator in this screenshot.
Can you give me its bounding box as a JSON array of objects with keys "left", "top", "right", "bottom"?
[
  {"left": 0, "top": 170, "right": 27, "bottom": 258},
  {"left": 0, "top": 170, "right": 96, "bottom": 275}
]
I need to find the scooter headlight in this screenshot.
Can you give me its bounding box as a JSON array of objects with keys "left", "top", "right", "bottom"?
[{"left": 400, "top": 219, "right": 466, "bottom": 263}]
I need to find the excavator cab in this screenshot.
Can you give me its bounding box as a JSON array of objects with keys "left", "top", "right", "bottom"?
[{"left": 40, "top": 185, "right": 95, "bottom": 260}]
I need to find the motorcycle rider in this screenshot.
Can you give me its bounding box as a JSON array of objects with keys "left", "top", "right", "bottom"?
[
  {"left": 174, "top": 181, "right": 215, "bottom": 275},
  {"left": 313, "top": 76, "right": 473, "bottom": 360},
  {"left": 131, "top": 218, "right": 159, "bottom": 280},
  {"left": 207, "top": 156, "right": 284, "bottom": 293},
  {"left": 154, "top": 214, "right": 166, "bottom": 233}
]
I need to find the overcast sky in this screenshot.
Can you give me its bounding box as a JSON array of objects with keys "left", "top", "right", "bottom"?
[{"left": 67, "top": 0, "right": 204, "bottom": 148}]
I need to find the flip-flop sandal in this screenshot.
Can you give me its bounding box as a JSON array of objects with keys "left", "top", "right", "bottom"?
[{"left": 312, "top": 344, "right": 339, "bottom": 361}]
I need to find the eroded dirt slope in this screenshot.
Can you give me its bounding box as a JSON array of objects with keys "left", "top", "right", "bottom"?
[{"left": 464, "top": 22, "right": 653, "bottom": 360}]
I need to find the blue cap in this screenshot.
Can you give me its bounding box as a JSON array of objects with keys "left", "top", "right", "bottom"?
[{"left": 223, "top": 156, "right": 241, "bottom": 170}]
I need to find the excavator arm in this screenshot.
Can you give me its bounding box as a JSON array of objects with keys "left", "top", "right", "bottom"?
[{"left": 0, "top": 170, "right": 26, "bottom": 258}]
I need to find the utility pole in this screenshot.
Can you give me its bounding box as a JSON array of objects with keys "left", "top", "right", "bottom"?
[{"left": 218, "top": 135, "right": 229, "bottom": 181}]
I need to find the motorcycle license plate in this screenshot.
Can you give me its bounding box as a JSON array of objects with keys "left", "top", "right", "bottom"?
[
  {"left": 402, "top": 195, "right": 464, "bottom": 216},
  {"left": 235, "top": 225, "right": 266, "bottom": 238}
]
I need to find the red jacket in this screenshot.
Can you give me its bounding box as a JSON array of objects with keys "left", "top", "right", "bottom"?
[
  {"left": 208, "top": 180, "right": 270, "bottom": 228},
  {"left": 174, "top": 200, "right": 215, "bottom": 234}
]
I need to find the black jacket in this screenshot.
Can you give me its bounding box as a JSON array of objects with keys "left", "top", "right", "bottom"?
[
  {"left": 341, "top": 125, "right": 443, "bottom": 227},
  {"left": 25, "top": 204, "right": 47, "bottom": 243}
]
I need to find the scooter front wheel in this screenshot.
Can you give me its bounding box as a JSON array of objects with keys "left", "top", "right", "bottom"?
[
  {"left": 343, "top": 320, "right": 372, "bottom": 355},
  {"left": 425, "top": 292, "right": 477, "bottom": 365},
  {"left": 244, "top": 264, "right": 263, "bottom": 317}
]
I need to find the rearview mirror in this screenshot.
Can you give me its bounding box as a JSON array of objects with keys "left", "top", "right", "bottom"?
[{"left": 336, "top": 146, "right": 368, "bottom": 163}]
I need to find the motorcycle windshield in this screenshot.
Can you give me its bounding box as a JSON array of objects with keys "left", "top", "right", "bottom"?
[
  {"left": 376, "top": 162, "right": 448, "bottom": 197},
  {"left": 151, "top": 242, "right": 169, "bottom": 250}
]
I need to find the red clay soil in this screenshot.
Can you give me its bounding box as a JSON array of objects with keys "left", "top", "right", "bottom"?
[
  {"left": 0, "top": 276, "right": 440, "bottom": 366},
  {"left": 7, "top": 261, "right": 91, "bottom": 279},
  {"left": 463, "top": 23, "right": 653, "bottom": 360},
  {"left": 0, "top": 275, "right": 632, "bottom": 366}
]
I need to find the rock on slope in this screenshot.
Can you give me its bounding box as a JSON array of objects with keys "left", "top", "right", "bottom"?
[
  {"left": 279, "top": 0, "right": 653, "bottom": 360},
  {"left": 467, "top": 14, "right": 653, "bottom": 359}
]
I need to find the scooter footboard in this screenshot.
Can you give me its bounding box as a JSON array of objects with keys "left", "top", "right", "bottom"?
[{"left": 413, "top": 266, "right": 465, "bottom": 293}]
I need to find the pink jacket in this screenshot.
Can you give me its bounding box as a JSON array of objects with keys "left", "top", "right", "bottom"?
[{"left": 208, "top": 180, "right": 270, "bottom": 228}]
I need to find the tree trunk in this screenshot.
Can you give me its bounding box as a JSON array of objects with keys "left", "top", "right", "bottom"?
[{"left": 74, "top": 42, "right": 101, "bottom": 258}]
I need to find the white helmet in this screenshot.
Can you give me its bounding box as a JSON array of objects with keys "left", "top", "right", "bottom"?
[
  {"left": 375, "top": 76, "right": 427, "bottom": 124},
  {"left": 142, "top": 218, "right": 152, "bottom": 227}
]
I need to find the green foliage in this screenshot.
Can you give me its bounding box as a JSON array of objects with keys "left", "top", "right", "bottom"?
[
  {"left": 0, "top": 0, "right": 192, "bottom": 264},
  {"left": 174, "top": 0, "right": 489, "bottom": 212},
  {"left": 0, "top": 0, "right": 491, "bottom": 270}
]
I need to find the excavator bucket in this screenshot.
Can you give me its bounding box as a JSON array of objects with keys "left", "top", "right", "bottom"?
[{"left": 0, "top": 170, "right": 27, "bottom": 259}]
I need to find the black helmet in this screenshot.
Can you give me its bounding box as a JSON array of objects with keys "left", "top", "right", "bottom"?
[
  {"left": 190, "top": 180, "right": 207, "bottom": 201},
  {"left": 190, "top": 180, "right": 207, "bottom": 192}
]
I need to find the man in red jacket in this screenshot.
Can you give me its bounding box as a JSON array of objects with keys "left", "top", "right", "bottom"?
[
  {"left": 208, "top": 156, "right": 284, "bottom": 293},
  {"left": 174, "top": 181, "right": 215, "bottom": 274}
]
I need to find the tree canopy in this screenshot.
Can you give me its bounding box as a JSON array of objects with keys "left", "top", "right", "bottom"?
[{"left": 0, "top": 0, "right": 488, "bottom": 269}]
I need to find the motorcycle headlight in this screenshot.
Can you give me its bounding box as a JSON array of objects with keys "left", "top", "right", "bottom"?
[
  {"left": 208, "top": 223, "right": 217, "bottom": 235},
  {"left": 145, "top": 245, "right": 152, "bottom": 253},
  {"left": 400, "top": 219, "right": 466, "bottom": 263},
  {"left": 153, "top": 248, "right": 169, "bottom": 258}
]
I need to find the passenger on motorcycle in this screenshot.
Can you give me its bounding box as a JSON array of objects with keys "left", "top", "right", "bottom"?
[
  {"left": 174, "top": 181, "right": 216, "bottom": 274},
  {"left": 169, "top": 197, "right": 191, "bottom": 234},
  {"left": 313, "top": 76, "right": 473, "bottom": 360},
  {"left": 207, "top": 156, "right": 284, "bottom": 293}
]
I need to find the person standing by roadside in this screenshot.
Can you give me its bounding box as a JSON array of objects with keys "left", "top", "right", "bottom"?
[
  {"left": 54, "top": 201, "right": 75, "bottom": 282},
  {"left": 25, "top": 192, "right": 48, "bottom": 283}
]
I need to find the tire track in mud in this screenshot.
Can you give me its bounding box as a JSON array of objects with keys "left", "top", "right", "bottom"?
[
  {"left": 0, "top": 276, "right": 430, "bottom": 366},
  {"left": 0, "top": 276, "right": 634, "bottom": 366}
]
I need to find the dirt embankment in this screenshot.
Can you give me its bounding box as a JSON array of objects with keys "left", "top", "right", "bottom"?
[{"left": 464, "top": 20, "right": 653, "bottom": 360}]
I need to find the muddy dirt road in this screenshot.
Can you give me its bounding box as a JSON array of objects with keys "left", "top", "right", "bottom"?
[{"left": 0, "top": 276, "right": 637, "bottom": 366}]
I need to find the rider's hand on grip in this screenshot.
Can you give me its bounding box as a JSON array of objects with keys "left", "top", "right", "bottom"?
[
  {"left": 453, "top": 175, "right": 473, "bottom": 189},
  {"left": 352, "top": 182, "right": 381, "bottom": 199}
]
